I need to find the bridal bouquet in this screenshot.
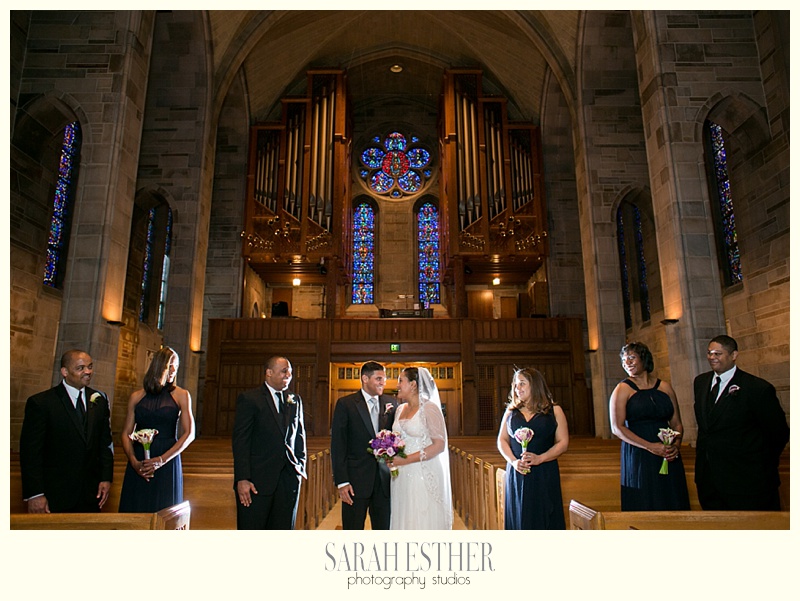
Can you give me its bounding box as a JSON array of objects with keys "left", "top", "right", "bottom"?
[
  {"left": 368, "top": 429, "right": 406, "bottom": 478},
  {"left": 514, "top": 427, "right": 534, "bottom": 474},
  {"left": 129, "top": 426, "right": 159, "bottom": 459},
  {"left": 657, "top": 427, "right": 680, "bottom": 475}
]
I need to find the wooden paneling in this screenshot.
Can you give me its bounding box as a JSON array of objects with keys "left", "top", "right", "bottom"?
[{"left": 203, "top": 317, "right": 591, "bottom": 436}]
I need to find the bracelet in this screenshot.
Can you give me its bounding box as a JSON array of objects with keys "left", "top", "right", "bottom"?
[{"left": 159, "top": 456, "right": 164, "bottom": 466}]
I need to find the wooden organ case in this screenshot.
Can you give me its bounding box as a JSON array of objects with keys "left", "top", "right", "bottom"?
[
  {"left": 439, "top": 69, "right": 548, "bottom": 317},
  {"left": 243, "top": 70, "right": 352, "bottom": 316}
]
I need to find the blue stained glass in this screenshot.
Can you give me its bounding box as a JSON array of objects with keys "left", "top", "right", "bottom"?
[
  {"left": 361, "top": 147, "right": 384, "bottom": 168},
  {"left": 417, "top": 202, "right": 440, "bottom": 307},
  {"left": 406, "top": 148, "right": 430, "bottom": 168},
  {"left": 633, "top": 205, "right": 650, "bottom": 321},
  {"left": 140, "top": 209, "right": 156, "bottom": 319},
  {"left": 708, "top": 122, "right": 742, "bottom": 284},
  {"left": 398, "top": 171, "right": 422, "bottom": 192},
  {"left": 361, "top": 131, "right": 432, "bottom": 197},
  {"left": 43, "top": 121, "right": 80, "bottom": 287},
  {"left": 352, "top": 203, "right": 375, "bottom": 304},
  {"left": 140, "top": 208, "right": 156, "bottom": 321},
  {"left": 384, "top": 132, "right": 406, "bottom": 151},
  {"left": 370, "top": 171, "right": 394, "bottom": 192},
  {"left": 616, "top": 205, "right": 632, "bottom": 329},
  {"left": 156, "top": 207, "right": 173, "bottom": 330}
]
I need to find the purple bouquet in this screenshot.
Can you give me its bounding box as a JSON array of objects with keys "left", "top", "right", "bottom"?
[{"left": 368, "top": 429, "right": 407, "bottom": 478}]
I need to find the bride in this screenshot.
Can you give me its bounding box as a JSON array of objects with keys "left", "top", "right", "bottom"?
[{"left": 388, "top": 367, "right": 453, "bottom": 529}]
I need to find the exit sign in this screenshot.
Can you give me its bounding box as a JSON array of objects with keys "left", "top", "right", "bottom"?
[{"left": 390, "top": 343, "right": 401, "bottom": 352}]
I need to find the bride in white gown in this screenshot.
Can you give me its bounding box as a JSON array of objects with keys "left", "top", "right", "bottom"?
[{"left": 388, "top": 367, "right": 452, "bottom": 529}]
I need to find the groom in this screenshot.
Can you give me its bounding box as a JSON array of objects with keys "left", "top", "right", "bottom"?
[{"left": 331, "top": 360, "right": 396, "bottom": 529}]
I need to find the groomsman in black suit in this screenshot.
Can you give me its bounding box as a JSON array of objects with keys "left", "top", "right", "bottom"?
[
  {"left": 694, "top": 335, "right": 789, "bottom": 510},
  {"left": 233, "top": 356, "right": 307, "bottom": 529},
  {"left": 20, "top": 349, "right": 114, "bottom": 513},
  {"left": 331, "top": 360, "right": 396, "bottom": 529}
]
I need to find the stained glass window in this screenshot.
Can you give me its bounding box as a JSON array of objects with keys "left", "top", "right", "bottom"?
[
  {"left": 633, "top": 205, "right": 650, "bottom": 322},
  {"left": 417, "top": 202, "right": 440, "bottom": 307},
  {"left": 360, "top": 131, "right": 431, "bottom": 198},
  {"left": 352, "top": 202, "right": 375, "bottom": 304},
  {"left": 139, "top": 208, "right": 157, "bottom": 321},
  {"left": 43, "top": 121, "right": 81, "bottom": 288},
  {"left": 156, "top": 207, "right": 173, "bottom": 330},
  {"left": 707, "top": 121, "right": 742, "bottom": 285},
  {"left": 616, "top": 205, "right": 632, "bottom": 329}
]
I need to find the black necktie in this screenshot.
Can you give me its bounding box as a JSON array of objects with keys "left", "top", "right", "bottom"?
[
  {"left": 76, "top": 390, "right": 86, "bottom": 421},
  {"left": 275, "top": 391, "right": 284, "bottom": 413},
  {"left": 708, "top": 376, "right": 721, "bottom": 416}
]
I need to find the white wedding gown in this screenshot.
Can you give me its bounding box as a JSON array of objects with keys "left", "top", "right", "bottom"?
[{"left": 390, "top": 402, "right": 453, "bottom": 530}]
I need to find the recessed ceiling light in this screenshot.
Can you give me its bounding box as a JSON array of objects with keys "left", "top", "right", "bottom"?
[{"left": 390, "top": 64, "right": 403, "bottom": 73}]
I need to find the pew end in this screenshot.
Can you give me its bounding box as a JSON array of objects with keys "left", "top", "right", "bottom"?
[{"left": 568, "top": 499, "right": 605, "bottom": 529}]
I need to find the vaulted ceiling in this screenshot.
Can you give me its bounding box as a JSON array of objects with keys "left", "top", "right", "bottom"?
[{"left": 207, "top": 10, "right": 581, "bottom": 123}]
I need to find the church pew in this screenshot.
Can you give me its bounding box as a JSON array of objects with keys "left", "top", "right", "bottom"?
[
  {"left": 10, "top": 501, "right": 191, "bottom": 530},
  {"left": 9, "top": 437, "right": 337, "bottom": 530},
  {"left": 568, "top": 499, "right": 789, "bottom": 530},
  {"left": 448, "top": 438, "right": 789, "bottom": 529},
  {"left": 10, "top": 437, "right": 786, "bottom": 530}
]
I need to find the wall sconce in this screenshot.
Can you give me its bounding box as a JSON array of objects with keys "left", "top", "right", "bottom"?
[
  {"left": 492, "top": 277, "right": 500, "bottom": 286},
  {"left": 660, "top": 318, "right": 679, "bottom": 325},
  {"left": 106, "top": 320, "right": 124, "bottom": 326},
  {"left": 292, "top": 278, "right": 301, "bottom": 286}
]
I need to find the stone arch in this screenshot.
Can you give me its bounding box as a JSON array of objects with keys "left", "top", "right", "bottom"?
[
  {"left": 13, "top": 91, "right": 92, "bottom": 157},
  {"left": 692, "top": 90, "right": 770, "bottom": 157}
]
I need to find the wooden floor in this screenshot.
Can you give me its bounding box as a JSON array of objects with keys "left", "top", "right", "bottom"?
[{"left": 9, "top": 435, "right": 789, "bottom": 529}]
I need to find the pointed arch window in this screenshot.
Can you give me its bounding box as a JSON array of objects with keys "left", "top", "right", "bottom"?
[
  {"left": 632, "top": 205, "right": 650, "bottom": 322},
  {"left": 156, "top": 208, "right": 173, "bottom": 329},
  {"left": 706, "top": 120, "right": 742, "bottom": 286},
  {"left": 417, "top": 202, "right": 440, "bottom": 308},
  {"left": 43, "top": 121, "right": 81, "bottom": 288},
  {"left": 616, "top": 205, "right": 632, "bottom": 329},
  {"left": 352, "top": 202, "right": 375, "bottom": 304},
  {"left": 618, "top": 200, "right": 657, "bottom": 328},
  {"left": 140, "top": 208, "right": 157, "bottom": 322},
  {"left": 139, "top": 204, "right": 172, "bottom": 327}
]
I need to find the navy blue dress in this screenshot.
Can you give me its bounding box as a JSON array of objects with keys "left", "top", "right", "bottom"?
[
  {"left": 620, "top": 379, "right": 690, "bottom": 511},
  {"left": 504, "top": 410, "right": 565, "bottom": 530},
  {"left": 119, "top": 389, "right": 183, "bottom": 512}
]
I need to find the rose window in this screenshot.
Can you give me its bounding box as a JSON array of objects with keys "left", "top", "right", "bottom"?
[{"left": 359, "top": 132, "right": 432, "bottom": 198}]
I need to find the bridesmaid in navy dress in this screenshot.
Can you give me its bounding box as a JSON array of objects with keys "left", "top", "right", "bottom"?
[
  {"left": 119, "top": 346, "right": 195, "bottom": 512},
  {"left": 497, "top": 367, "right": 569, "bottom": 529},
  {"left": 609, "top": 342, "right": 690, "bottom": 511}
]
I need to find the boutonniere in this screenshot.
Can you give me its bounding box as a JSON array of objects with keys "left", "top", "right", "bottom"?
[
  {"left": 384, "top": 403, "right": 394, "bottom": 415},
  {"left": 89, "top": 392, "right": 104, "bottom": 405},
  {"left": 728, "top": 385, "right": 740, "bottom": 396},
  {"left": 285, "top": 394, "right": 296, "bottom": 405}
]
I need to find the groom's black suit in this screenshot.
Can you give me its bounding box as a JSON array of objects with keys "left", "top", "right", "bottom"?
[
  {"left": 20, "top": 382, "right": 114, "bottom": 512},
  {"left": 693, "top": 368, "right": 789, "bottom": 510},
  {"left": 331, "top": 390, "right": 396, "bottom": 529}
]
